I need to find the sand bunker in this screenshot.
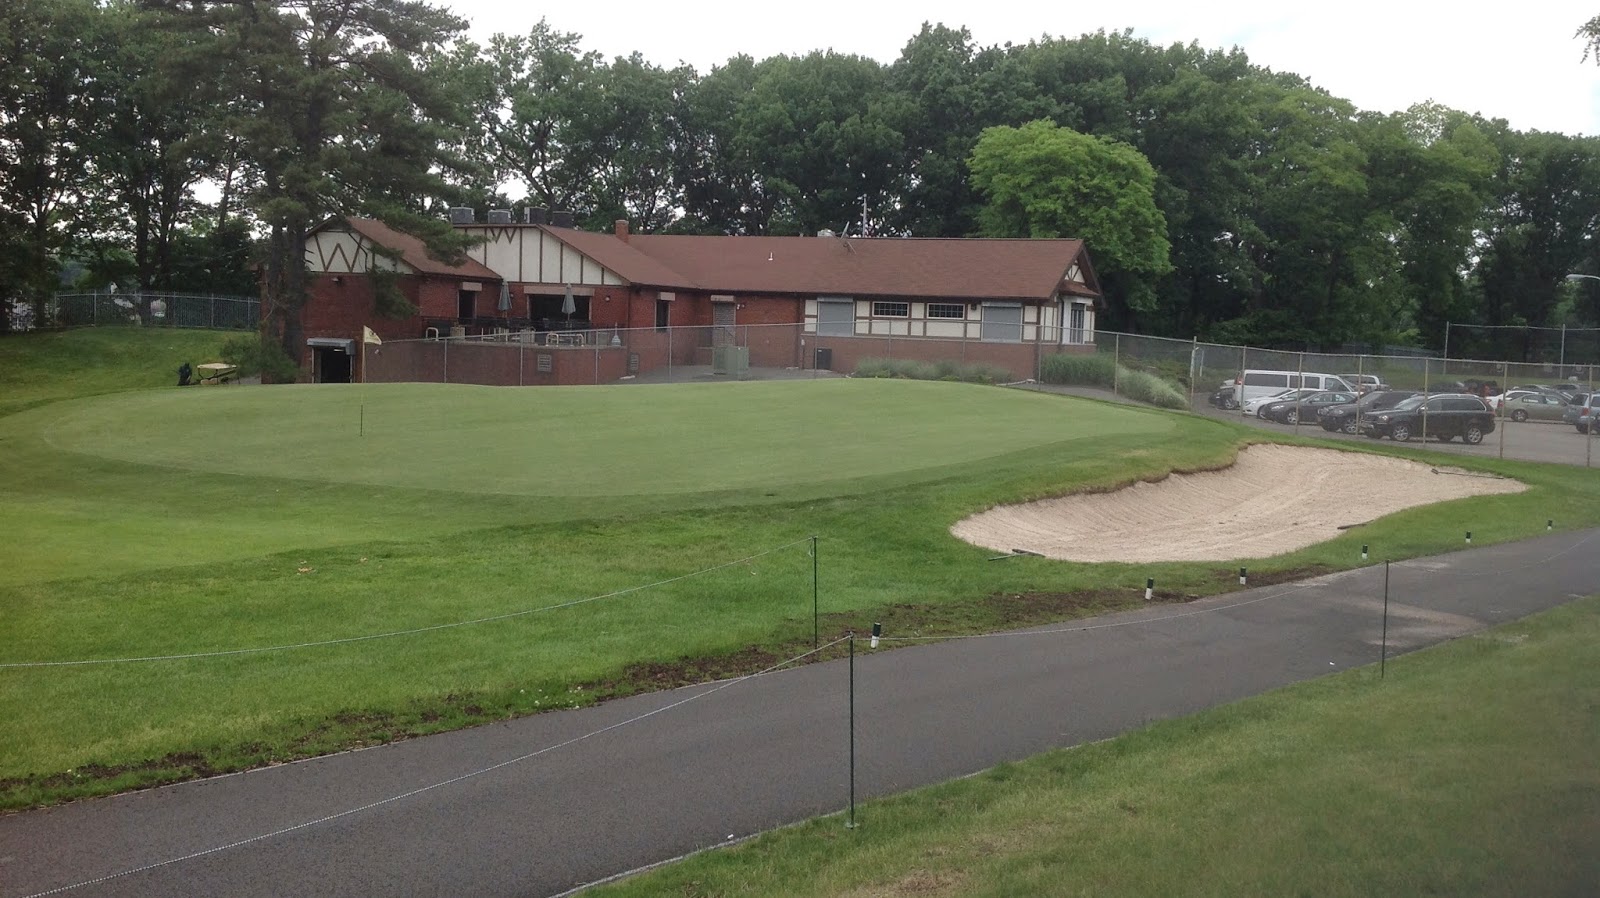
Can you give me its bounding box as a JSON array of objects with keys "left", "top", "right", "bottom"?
[{"left": 951, "top": 444, "right": 1526, "bottom": 562}]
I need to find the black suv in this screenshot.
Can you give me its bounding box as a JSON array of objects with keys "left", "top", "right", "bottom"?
[
  {"left": 1359, "top": 394, "right": 1496, "bottom": 444},
  {"left": 1318, "top": 390, "right": 1420, "bottom": 434}
]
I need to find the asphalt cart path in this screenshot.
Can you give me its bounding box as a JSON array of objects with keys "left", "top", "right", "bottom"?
[{"left": 3, "top": 530, "right": 1596, "bottom": 898}]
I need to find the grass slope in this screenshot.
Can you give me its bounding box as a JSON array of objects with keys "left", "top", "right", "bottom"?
[
  {"left": 0, "top": 327, "right": 230, "bottom": 418},
  {"left": 592, "top": 597, "right": 1600, "bottom": 898}
]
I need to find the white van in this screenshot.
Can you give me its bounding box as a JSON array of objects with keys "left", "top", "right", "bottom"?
[{"left": 1228, "top": 370, "right": 1355, "bottom": 405}]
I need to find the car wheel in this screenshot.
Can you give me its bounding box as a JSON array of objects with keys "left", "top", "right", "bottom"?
[
  {"left": 1578, "top": 423, "right": 1589, "bottom": 434},
  {"left": 1285, "top": 410, "right": 1298, "bottom": 425},
  {"left": 1464, "top": 424, "right": 1485, "bottom": 445},
  {"left": 1341, "top": 420, "right": 1359, "bottom": 435},
  {"left": 1391, "top": 423, "right": 1412, "bottom": 442},
  {"left": 1223, "top": 398, "right": 1238, "bottom": 410},
  {"left": 1511, "top": 409, "right": 1528, "bottom": 423}
]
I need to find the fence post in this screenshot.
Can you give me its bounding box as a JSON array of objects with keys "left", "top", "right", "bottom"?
[
  {"left": 1113, "top": 333, "right": 1120, "bottom": 396},
  {"left": 1188, "top": 337, "right": 1197, "bottom": 409},
  {"left": 1295, "top": 352, "right": 1304, "bottom": 435}
]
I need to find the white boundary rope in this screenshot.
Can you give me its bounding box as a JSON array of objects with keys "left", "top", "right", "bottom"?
[
  {"left": 0, "top": 538, "right": 815, "bottom": 669},
  {"left": 18, "top": 635, "right": 851, "bottom": 898}
]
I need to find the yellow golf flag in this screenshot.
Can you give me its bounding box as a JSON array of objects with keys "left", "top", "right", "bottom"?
[{"left": 362, "top": 326, "right": 382, "bottom": 345}]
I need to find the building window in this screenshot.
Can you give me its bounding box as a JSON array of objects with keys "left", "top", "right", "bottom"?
[
  {"left": 872, "top": 301, "right": 909, "bottom": 317},
  {"left": 927, "top": 303, "right": 965, "bottom": 319},
  {"left": 655, "top": 300, "right": 670, "bottom": 329}
]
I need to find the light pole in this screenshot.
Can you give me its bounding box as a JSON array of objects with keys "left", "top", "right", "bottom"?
[{"left": 1562, "top": 275, "right": 1600, "bottom": 369}]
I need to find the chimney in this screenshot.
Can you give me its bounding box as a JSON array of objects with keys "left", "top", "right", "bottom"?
[
  {"left": 614, "top": 219, "right": 630, "bottom": 243},
  {"left": 550, "top": 210, "right": 575, "bottom": 228}
]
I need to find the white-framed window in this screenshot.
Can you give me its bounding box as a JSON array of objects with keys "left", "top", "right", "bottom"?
[
  {"left": 872, "top": 301, "right": 909, "bottom": 317},
  {"left": 927, "top": 303, "right": 965, "bottom": 319}
]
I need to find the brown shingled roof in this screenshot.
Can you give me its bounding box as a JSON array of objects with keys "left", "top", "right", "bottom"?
[
  {"left": 649, "top": 235, "right": 1087, "bottom": 300},
  {"left": 341, "top": 218, "right": 499, "bottom": 280},
  {"left": 534, "top": 226, "right": 700, "bottom": 290},
  {"left": 550, "top": 230, "right": 1093, "bottom": 302}
]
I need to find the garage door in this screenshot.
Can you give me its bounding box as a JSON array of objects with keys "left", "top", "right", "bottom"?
[
  {"left": 816, "top": 298, "right": 854, "bottom": 337},
  {"left": 980, "top": 303, "right": 1022, "bottom": 343}
]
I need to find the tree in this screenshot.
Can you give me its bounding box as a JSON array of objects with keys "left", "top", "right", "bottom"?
[
  {"left": 0, "top": 0, "right": 109, "bottom": 329},
  {"left": 969, "top": 119, "right": 1171, "bottom": 326},
  {"left": 1579, "top": 15, "right": 1600, "bottom": 63},
  {"left": 158, "top": 0, "right": 479, "bottom": 366}
]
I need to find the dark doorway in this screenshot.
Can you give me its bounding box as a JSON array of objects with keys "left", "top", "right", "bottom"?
[
  {"left": 655, "top": 299, "right": 670, "bottom": 329},
  {"left": 457, "top": 289, "right": 476, "bottom": 321},
  {"left": 315, "top": 347, "right": 352, "bottom": 383}
]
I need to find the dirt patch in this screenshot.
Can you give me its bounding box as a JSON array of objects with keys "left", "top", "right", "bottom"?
[{"left": 951, "top": 444, "right": 1526, "bottom": 562}]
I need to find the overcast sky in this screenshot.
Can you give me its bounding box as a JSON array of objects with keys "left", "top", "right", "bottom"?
[{"left": 445, "top": 0, "right": 1600, "bottom": 137}]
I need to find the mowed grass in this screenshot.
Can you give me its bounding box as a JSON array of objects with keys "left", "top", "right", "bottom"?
[
  {"left": 591, "top": 597, "right": 1600, "bottom": 898},
  {"left": 3, "top": 332, "right": 1600, "bottom": 809}
]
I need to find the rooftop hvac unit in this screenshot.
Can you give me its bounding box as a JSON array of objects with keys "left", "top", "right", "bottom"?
[
  {"left": 448, "top": 207, "right": 475, "bottom": 225},
  {"left": 550, "top": 210, "right": 575, "bottom": 228},
  {"left": 525, "top": 207, "right": 549, "bottom": 225},
  {"left": 486, "top": 209, "right": 513, "bottom": 224}
]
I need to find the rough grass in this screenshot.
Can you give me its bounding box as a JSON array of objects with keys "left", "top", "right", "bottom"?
[
  {"left": 0, "top": 327, "right": 232, "bottom": 417},
  {"left": 590, "top": 596, "right": 1600, "bottom": 898}
]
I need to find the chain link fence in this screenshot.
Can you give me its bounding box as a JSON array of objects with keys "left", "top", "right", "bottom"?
[{"left": 6, "top": 291, "right": 260, "bottom": 332}]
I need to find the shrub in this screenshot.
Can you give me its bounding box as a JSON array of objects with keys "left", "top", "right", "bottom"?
[
  {"left": 852, "top": 357, "right": 1014, "bottom": 385},
  {"left": 1039, "top": 352, "right": 1188, "bottom": 409},
  {"left": 1039, "top": 353, "right": 1115, "bottom": 387},
  {"left": 220, "top": 332, "right": 298, "bottom": 383},
  {"left": 1118, "top": 369, "right": 1188, "bottom": 409}
]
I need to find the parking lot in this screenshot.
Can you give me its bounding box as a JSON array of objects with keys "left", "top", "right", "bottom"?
[{"left": 1192, "top": 398, "right": 1597, "bottom": 467}]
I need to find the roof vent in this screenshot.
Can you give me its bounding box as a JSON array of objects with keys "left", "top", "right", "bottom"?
[
  {"left": 550, "top": 210, "right": 575, "bottom": 228},
  {"left": 448, "top": 207, "right": 475, "bottom": 225},
  {"left": 525, "top": 207, "right": 549, "bottom": 225},
  {"left": 486, "top": 209, "right": 513, "bottom": 225}
]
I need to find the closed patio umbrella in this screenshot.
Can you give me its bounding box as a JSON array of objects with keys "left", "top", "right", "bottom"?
[
  {"left": 496, "top": 282, "right": 511, "bottom": 312},
  {"left": 561, "top": 284, "right": 576, "bottom": 324}
]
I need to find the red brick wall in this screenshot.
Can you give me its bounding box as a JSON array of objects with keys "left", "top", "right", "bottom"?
[{"left": 805, "top": 335, "right": 1091, "bottom": 381}]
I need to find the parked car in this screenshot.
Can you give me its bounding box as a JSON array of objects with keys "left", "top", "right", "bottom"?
[
  {"left": 1242, "top": 388, "right": 1315, "bottom": 418},
  {"left": 1340, "top": 374, "right": 1389, "bottom": 394},
  {"left": 1564, "top": 392, "right": 1597, "bottom": 433},
  {"left": 1207, "top": 385, "right": 1239, "bottom": 410},
  {"left": 1555, "top": 392, "right": 1593, "bottom": 432},
  {"left": 1359, "top": 394, "right": 1497, "bottom": 444},
  {"left": 1445, "top": 379, "right": 1501, "bottom": 398},
  {"left": 1317, "top": 390, "right": 1421, "bottom": 434},
  {"left": 1494, "top": 390, "right": 1569, "bottom": 422},
  {"left": 1224, "top": 370, "right": 1356, "bottom": 406},
  {"left": 1260, "top": 390, "right": 1359, "bottom": 425}
]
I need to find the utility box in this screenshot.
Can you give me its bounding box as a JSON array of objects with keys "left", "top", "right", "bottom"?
[
  {"left": 814, "top": 347, "right": 833, "bottom": 371},
  {"left": 712, "top": 345, "right": 749, "bottom": 376}
]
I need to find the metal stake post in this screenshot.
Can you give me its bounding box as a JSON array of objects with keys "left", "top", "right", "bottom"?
[
  {"left": 1380, "top": 561, "right": 1390, "bottom": 678},
  {"left": 846, "top": 632, "right": 856, "bottom": 829},
  {"left": 812, "top": 535, "right": 819, "bottom": 649}
]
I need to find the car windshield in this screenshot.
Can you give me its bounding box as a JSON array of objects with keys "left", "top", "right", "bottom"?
[
  {"left": 1391, "top": 396, "right": 1426, "bottom": 411},
  {"left": 1357, "top": 391, "right": 1392, "bottom": 408}
]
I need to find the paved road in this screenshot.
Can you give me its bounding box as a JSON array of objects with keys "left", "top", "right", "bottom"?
[{"left": 2, "top": 530, "right": 1596, "bottom": 898}]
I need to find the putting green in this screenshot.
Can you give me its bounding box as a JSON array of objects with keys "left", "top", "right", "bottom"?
[{"left": 30, "top": 379, "right": 1173, "bottom": 496}]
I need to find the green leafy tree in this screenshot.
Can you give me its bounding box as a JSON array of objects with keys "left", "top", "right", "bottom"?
[
  {"left": 969, "top": 119, "right": 1171, "bottom": 326},
  {"left": 156, "top": 0, "right": 478, "bottom": 366},
  {"left": 0, "top": 0, "right": 109, "bottom": 328}
]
